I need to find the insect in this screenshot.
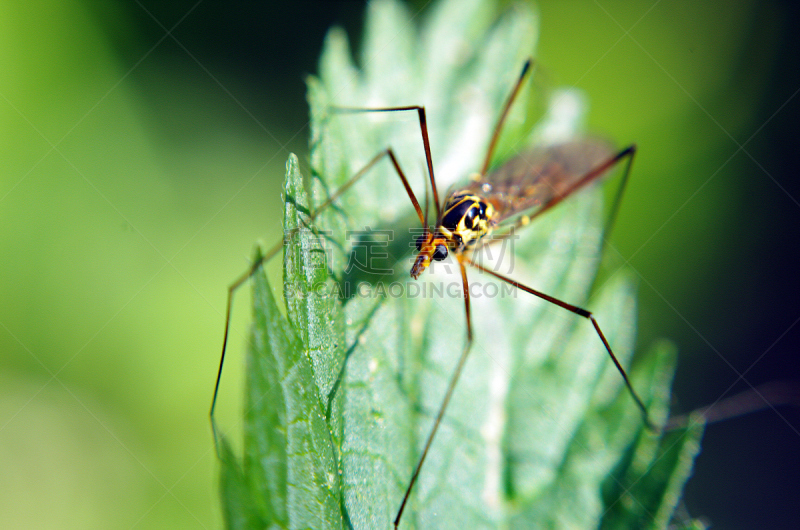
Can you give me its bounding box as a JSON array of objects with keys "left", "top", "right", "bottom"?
[{"left": 211, "top": 59, "right": 654, "bottom": 528}]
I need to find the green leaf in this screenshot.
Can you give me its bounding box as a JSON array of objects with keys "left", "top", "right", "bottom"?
[
  {"left": 218, "top": 227, "right": 344, "bottom": 528},
  {"left": 217, "top": 0, "right": 704, "bottom": 528}
]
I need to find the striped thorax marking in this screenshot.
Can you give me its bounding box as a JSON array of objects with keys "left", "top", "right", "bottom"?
[
  {"left": 411, "top": 190, "right": 496, "bottom": 278},
  {"left": 439, "top": 191, "right": 496, "bottom": 249}
]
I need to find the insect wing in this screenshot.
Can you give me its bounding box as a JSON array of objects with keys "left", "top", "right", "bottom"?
[{"left": 471, "top": 138, "right": 616, "bottom": 225}]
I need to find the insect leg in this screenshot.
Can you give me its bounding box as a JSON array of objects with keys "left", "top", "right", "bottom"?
[
  {"left": 665, "top": 380, "right": 799, "bottom": 431},
  {"left": 210, "top": 148, "right": 423, "bottom": 449},
  {"left": 394, "top": 258, "right": 474, "bottom": 529},
  {"left": 333, "top": 105, "right": 440, "bottom": 219},
  {"left": 480, "top": 144, "right": 637, "bottom": 250},
  {"left": 467, "top": 258, "right": 656, "bottom": 432},
  {"left": 480, "top": 58, "right": 533, "bottom": 176},
  {"left": 599, "top": 145, "right": 636, "bottom": 254}
]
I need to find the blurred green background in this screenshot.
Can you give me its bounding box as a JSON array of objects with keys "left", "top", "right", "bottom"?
[{"left": 1, "top": 0, "right": 797, "bottom": 528}]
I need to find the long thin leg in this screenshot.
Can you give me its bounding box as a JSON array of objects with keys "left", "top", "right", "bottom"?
[
  {"left": 665, "top": 380, "right": 799, "bottom": 431},
  {"left": 480, "top": 145, "right": 637, "bottom": 251},
  {"left": 211, "top": 148, "right": 423, "bottom": 448},
  {"left": 335, "top": 59, "right": 534, "bottom": 215},
  {"left": 480, "top": 59, "right": 533, "bottom": 176},
  {"left": 467, "top": 259, "right": 656, "bottom": 431},
  {"left": 599, "top": 144, "right": 636, "bottom": 254},
  {"left": 333, "top": 106, "right": 441, "bottom": 219},
  {"left": 534, "top": 144, "right": 637, "bottom": 224},
  {"left": 394, "top": 259, "right": 474, "bottom": 529}
]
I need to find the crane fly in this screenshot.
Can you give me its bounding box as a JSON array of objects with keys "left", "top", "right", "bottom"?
[{"left": 211, "top": 58, "right": 654, "bottom": 529}]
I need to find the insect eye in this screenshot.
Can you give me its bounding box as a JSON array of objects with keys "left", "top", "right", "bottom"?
[
  {"left": 432, "top": 244, "right": 448, "bottom": 261},
  {"left": 415, "top": 234, "right": 425, "bottom": 251}
]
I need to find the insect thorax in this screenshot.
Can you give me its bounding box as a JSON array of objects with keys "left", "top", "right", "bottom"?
[{"left": 438, "top": 191, "right": 495, "bottom": 250}]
